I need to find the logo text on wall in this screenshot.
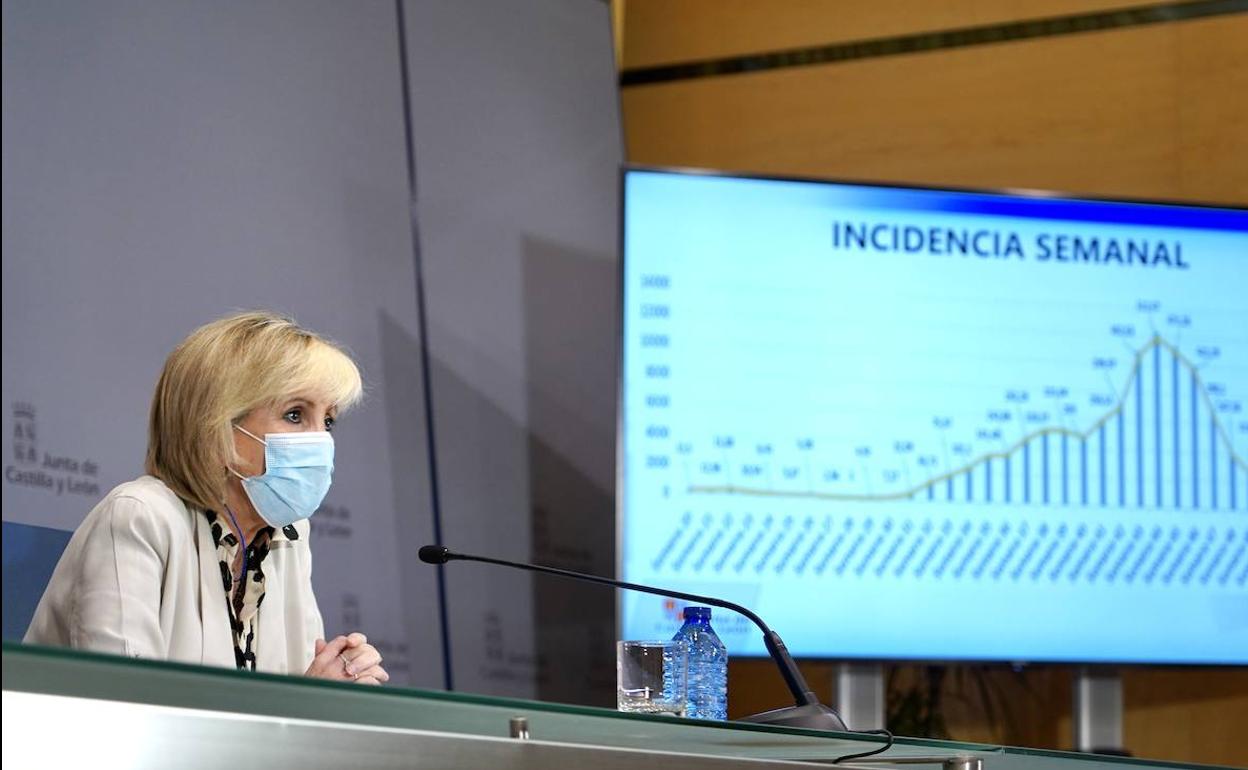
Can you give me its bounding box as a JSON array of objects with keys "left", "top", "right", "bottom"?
[{"left": 5, "top": 402, "right": 102, "bottom": 497}]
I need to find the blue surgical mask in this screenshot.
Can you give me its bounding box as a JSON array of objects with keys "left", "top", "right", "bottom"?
[{"left": 230, "top": 425, "right": 334, "bottom": 528}]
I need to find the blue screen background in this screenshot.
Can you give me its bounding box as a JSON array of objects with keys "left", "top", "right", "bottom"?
[{"left": 620, "top": 169, "right": 1248, "bottom": 664}]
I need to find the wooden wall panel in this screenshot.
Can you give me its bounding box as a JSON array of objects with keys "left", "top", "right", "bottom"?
[
  {"left": 624, "top": 4, "right": 1248, "bottom": 763},
  {"left": 1119, "top": 668, "right": 1248, "bottom": 765},
  {"left": 621, "top": 5, "right": 1247, "bottom": 765},
  {"left": 624, "top": 17, "right": 1248, "bottom": 204},
  {"left": 728, "top": 662, "right": 1248, "bottom": 765},
  {"left": 621, "top": 0, "right": 1152, "bottom": 69},
  {"left": 1175, "top": 18, "right": 1248, "bottom": 204}
]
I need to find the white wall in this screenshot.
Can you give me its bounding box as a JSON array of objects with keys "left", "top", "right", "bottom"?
[
  {"left": 2, "top": 0, "right": 439, "bottom": 686},
  {"left": 2, "top": 0, "right": 622, "bottom": 701},
  {"left": 401, "top": 0, "right": 622, "bottom": 700}
]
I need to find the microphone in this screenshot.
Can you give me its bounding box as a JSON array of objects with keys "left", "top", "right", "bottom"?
[{"left": 418, "top": 544, "right": 849, "bottom": 731}]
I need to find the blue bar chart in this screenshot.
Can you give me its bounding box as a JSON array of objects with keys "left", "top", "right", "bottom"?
[{"left": 680, "top": 336, "right": 1246, "bottom": 514}]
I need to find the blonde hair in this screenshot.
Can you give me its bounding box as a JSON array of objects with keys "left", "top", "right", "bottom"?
[{"left": 145, "top": 311, "right": 363, "bottom": 511}]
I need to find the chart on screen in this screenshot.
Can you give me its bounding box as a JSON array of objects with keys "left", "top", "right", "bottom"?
[{"left": 620, "top": 170, "right": 1248, "bottom": 664}]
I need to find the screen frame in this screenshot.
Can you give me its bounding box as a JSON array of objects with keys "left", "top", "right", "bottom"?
[{"left": 615, "top": 162, "right": 1248, "bottom": 667}]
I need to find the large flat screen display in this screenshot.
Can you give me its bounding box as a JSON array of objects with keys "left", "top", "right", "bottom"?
[{"left": 619, "top": 168, "right": 1248, "bottom": 664}]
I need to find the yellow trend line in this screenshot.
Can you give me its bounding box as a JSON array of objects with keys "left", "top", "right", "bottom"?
[{"left": 688, "top": 334, "right": 1248, "bottom": 503}]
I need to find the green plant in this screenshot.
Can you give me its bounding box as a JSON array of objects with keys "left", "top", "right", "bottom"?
[
  {"left": 886, "top": 666, "right": 949, "bottom": 739},
  {"left": 888, "top": 664, "right": 1045, "bottom": 744}
]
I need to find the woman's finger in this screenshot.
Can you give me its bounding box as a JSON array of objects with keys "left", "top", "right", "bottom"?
[
  {"left": 342, "top": 647, "right": 382, "bottom": 676},
  {"left": 305, "top": 635, "right": 349, "bottom": 677},
  {"left": 353, "top": 663, "right": 389, "bottom": 683},
  {"left": 351, "top": 662, "right": 388, "bottom": 685}
]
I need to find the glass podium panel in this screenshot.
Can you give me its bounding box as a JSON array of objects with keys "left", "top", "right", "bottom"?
[{"left": 1, "top": 642, "right": 1214, "bottom": 770}]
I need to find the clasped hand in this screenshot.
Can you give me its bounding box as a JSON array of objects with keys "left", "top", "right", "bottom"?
[{"left": 305, "top": 632, "right": 389, "bottom": 685}]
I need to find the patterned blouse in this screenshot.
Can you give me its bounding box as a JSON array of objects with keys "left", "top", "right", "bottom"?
[{"left": 204, "top": 511, "right": 298, "bottom": 670}]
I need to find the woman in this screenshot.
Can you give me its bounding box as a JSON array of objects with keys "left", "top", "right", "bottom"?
[{"left": 25, "top": 311, "right": 388, "bottom": 684}]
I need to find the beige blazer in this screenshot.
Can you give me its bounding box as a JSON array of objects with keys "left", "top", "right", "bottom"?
[{"left": 25, "top": 475, "right": 324, "bottom": 675}]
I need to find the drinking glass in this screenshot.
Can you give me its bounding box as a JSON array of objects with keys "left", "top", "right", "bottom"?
[{"left": 616, "top": 640, "right": 688, "bottom": 716}]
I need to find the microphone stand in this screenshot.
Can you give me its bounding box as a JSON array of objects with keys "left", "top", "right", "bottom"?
[{"left": 420, "top": 545, "right": 849, "bottom": 732}]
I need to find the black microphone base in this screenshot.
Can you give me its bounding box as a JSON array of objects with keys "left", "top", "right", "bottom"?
[{"left": 739, "top": 703, "right": 849, "bottom": 732}]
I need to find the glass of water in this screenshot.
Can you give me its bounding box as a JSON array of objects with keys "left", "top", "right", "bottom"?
[{"left": 616, "top": 640, "right": 688, "bottom": 716}]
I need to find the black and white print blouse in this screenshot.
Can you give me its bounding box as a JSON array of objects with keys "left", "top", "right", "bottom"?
[{"left": 204, "top": 511, "right": 297, "bottom": 671}]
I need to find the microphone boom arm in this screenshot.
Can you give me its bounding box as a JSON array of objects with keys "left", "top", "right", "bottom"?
[{"left": 420, "top": 545, "right": 849, "bottom": 730}]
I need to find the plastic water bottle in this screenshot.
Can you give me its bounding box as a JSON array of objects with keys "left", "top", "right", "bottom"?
[{"left": 671, "top": 606, "right": 727, "bottom": 720}]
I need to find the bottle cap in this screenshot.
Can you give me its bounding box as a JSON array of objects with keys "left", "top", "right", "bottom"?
[{"left": 683, "top": 606, "right": 711, "bottom": 620}]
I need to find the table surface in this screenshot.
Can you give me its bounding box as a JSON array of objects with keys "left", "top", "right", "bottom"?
[{"left": 0, "top": 642, "right": 1223, "bottom": 770}]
